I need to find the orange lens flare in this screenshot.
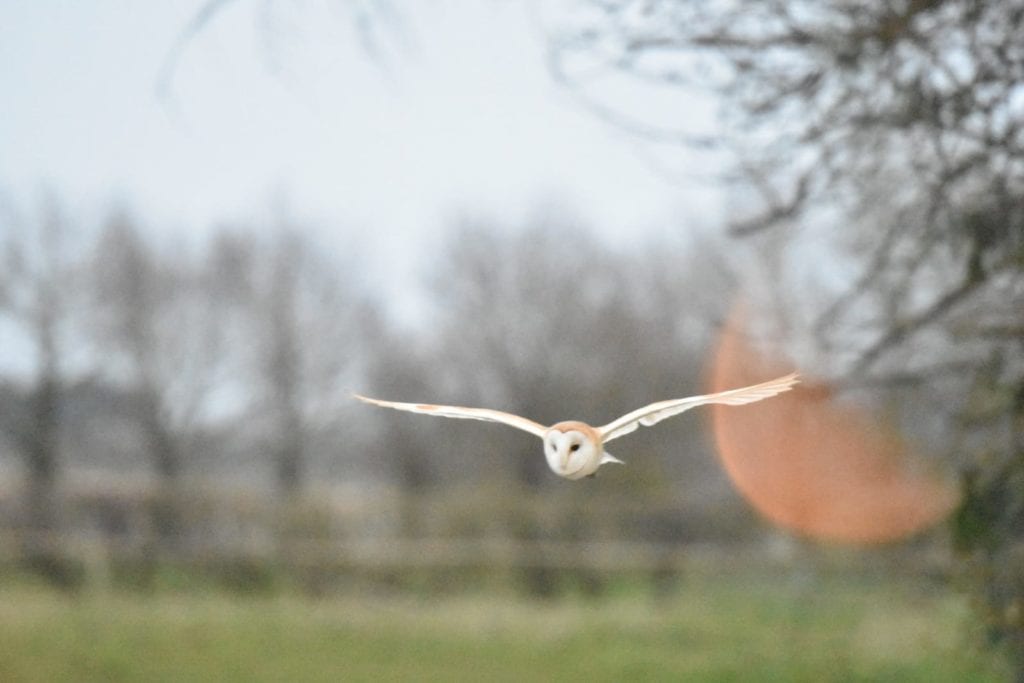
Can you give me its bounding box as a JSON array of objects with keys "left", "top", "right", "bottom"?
[{"left": 709, "top": 305, "right": 958, "bottom": 544}]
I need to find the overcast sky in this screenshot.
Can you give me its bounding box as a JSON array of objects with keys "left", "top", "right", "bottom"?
[{"left": 0, "top": 1, "right": 724, "bottom": 318}]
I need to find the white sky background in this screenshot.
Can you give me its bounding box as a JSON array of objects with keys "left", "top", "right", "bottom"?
[{"left": 0, "top": 1, "right": 726, "bottom": 325}]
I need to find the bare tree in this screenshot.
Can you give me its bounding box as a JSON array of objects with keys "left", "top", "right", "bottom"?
[
  {"left": 0, "top": 194, "right": 83, "bottom": 585},
  {"left": 89, "top": 212, "right": 229, "bottom": 551},
  {"left": 553, "top": 0, "right": 1024, "bottom": 670},
  {"left": 358, "top": 307, "right": 442, "bottom": 539},
  {"left": 216, "top": 227, "right": 357, "bottom": 501}
]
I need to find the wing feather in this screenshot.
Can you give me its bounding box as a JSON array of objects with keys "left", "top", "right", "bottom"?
[
  {"left": 353, "top": 394, "right": 548, "bottom": 439},
  {"left": 598, "top": 373, "right": 800, "bottom": 443}
]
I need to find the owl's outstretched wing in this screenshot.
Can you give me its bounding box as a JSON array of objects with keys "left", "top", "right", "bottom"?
[
  {"left": 353, "top": 394, "right": 548, "bottom": 439},
  {"left": 598, "top": 373, "right": 799, "bottom": 444}
]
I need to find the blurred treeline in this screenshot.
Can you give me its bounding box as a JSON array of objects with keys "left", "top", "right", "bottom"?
[{"left": 1, "top": 198, "right": 785, "bottom": 597}]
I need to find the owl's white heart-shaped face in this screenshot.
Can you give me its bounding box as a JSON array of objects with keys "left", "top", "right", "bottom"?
[{"left": 544, "top": 422, "right": 602, "bottom": 480}]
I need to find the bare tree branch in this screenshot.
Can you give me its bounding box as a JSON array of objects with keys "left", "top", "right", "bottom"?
[{"left": 156, "top": 0, "right": 241, "bottom": 104}]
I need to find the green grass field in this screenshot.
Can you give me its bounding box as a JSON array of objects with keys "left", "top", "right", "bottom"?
[{"left": 0, "top": 573, "right": 1010, "bottom": 682}]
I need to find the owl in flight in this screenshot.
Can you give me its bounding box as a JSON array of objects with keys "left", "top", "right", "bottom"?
[{"left": 355, "top": 373, "right": 798, "bottom": 480}]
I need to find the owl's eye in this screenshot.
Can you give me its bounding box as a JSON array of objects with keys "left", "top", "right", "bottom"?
[{"left": 570, "top": 443, "right": 580, "bottom": 452}]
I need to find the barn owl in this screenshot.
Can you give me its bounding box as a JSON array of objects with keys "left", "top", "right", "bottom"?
[{"left": 354, "top": 373, "right": 798, "bottom": 480}]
